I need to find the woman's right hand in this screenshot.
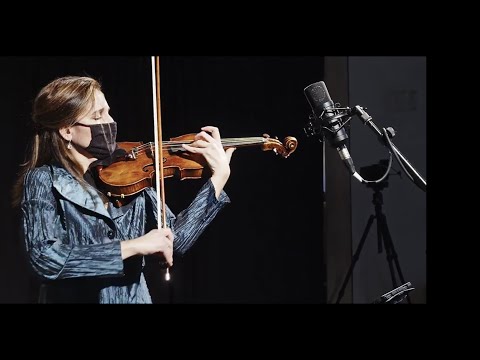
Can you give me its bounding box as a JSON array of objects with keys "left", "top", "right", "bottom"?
[{"left": 121, "top": 228, "right": 174, "bottom": 266}]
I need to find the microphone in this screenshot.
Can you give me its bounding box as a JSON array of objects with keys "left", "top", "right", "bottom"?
[{"left": 304, "top": 81, "right": 356, "bottom": 175}]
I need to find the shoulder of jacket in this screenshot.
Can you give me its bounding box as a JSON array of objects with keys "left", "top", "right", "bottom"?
[{"left": 25, "top": 165, "right": 53, "bottom": 183}]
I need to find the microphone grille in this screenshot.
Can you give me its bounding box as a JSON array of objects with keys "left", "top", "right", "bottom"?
[{"left": 304, "top": 81, "right": 331, "bottom": 108}]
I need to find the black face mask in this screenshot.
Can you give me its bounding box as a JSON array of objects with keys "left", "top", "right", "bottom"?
[{"left": 77, "top": 122, "right": 118, "bottom": 160}]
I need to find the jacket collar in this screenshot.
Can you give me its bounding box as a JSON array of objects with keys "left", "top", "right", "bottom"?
[{"left": 50, "top": 165, "right": 111, "bottom": 219}]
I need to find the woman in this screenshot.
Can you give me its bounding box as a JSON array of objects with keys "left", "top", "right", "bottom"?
[{"left": 12, "top": 76, "right": 235, "bottom": 303}]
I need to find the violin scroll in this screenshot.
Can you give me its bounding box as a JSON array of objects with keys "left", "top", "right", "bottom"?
[{"left": 260, "top": 134, "right": 298, "bottom": 158}]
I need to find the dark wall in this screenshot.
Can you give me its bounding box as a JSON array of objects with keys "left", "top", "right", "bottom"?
[
  {"left": 1, "top": 56, "right": 326, "bottom": 303},
  {"left": 349, "top": 56, "right": 427, "bottom": 303}
]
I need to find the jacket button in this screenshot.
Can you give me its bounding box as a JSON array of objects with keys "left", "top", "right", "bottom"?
[{"left": 107, "top": 230, "right": 115, "bottom": 239}]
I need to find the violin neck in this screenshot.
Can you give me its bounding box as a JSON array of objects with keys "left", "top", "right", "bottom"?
[
  {"left": 220, "top": 137, "right": 266, "bottom": 149},
  {"left": 157, "top": 137, "right": 268, "bottom": 151},
  {"left": 131, "top": 137, "right": 271, "bottom": 156}
]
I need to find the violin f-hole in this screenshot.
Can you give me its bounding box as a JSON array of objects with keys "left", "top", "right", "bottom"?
[{"left": 143, "top": 163, "right": 155, "bottom": 173}]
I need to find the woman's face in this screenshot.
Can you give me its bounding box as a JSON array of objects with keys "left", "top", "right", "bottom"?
[{"left": 71, "top": 90, "right": 114, "bottom": 149}]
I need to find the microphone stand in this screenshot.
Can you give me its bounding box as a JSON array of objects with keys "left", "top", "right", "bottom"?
[
  {"left": 335, "top": 166, "right": 411, "bottom": 304},
  {"left": 334, "top": 106, "right": 425, "bottom": 303},
  {"left": 303, "top": 103, "right": 425, "bottom": 303},
  {"left": 350, "top": 105, "right": 426, "bottom": 192}
]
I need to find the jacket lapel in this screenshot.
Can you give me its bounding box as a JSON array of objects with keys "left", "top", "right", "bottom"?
[{"left": 51, "top": 166, "right": 111, "bottom": 219}]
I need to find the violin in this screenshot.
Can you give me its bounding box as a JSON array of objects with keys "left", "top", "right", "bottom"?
[{"left": 95, "top": 133, "right": 298, "bottom": 207}]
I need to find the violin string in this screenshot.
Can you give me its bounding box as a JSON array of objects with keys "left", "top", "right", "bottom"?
[
  {"left": 134, "top": 137, "right": 268, "bottom": 149},
  {"left": 130, "top": 138, "right": 269, "bottom": 155}
]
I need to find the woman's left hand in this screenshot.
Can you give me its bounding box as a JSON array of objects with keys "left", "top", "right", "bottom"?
[{"left": 182, "top": 126, "right": 235, "bottom": 198}]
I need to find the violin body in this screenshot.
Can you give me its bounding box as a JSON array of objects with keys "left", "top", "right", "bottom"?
[
  {"left": 95, "top": 133, "right": 298, "bottom": 206},
  {"left": 96, "top": 141, "right": 154, "bottom": 201}
]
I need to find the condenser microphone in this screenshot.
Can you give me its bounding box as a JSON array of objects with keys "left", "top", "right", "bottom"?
[{"left": 304, "top": 81, "right": 356, "bottom": 175}]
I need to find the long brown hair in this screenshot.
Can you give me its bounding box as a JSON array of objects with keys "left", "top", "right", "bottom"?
[{"left": 12, "top": 76, "right": 101, "bottom": 207}]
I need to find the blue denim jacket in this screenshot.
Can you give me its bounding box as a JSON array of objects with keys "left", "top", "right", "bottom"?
[{"left": 21, "top": 164, "right": 230, "bottom": 303}]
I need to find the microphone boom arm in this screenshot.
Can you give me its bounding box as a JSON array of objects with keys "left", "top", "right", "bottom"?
[{"left": 350, "top": 105, "right": 427, "bottom": 192}]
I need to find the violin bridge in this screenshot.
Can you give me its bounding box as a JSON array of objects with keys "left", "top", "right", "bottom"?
[{"left": 128, "top": 149, "right": 137, "bottom": 160}]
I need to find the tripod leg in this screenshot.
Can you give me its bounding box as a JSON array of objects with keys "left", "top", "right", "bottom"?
[
  {"left": 378, "top": 212, "right": 412, "bottom": 304},
  {"left": 335, "top": 214, "right": 376, "bottom": 304},
  {"left": 374, "top": 212, "right": 398, "bottom": 288},
  {"left": 377, "top": 213, "right": 383, "bottom": 254}
]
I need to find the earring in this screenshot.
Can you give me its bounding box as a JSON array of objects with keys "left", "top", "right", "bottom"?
[{"left": 67, "top": 139, "right": 72, "bottom": 150}]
